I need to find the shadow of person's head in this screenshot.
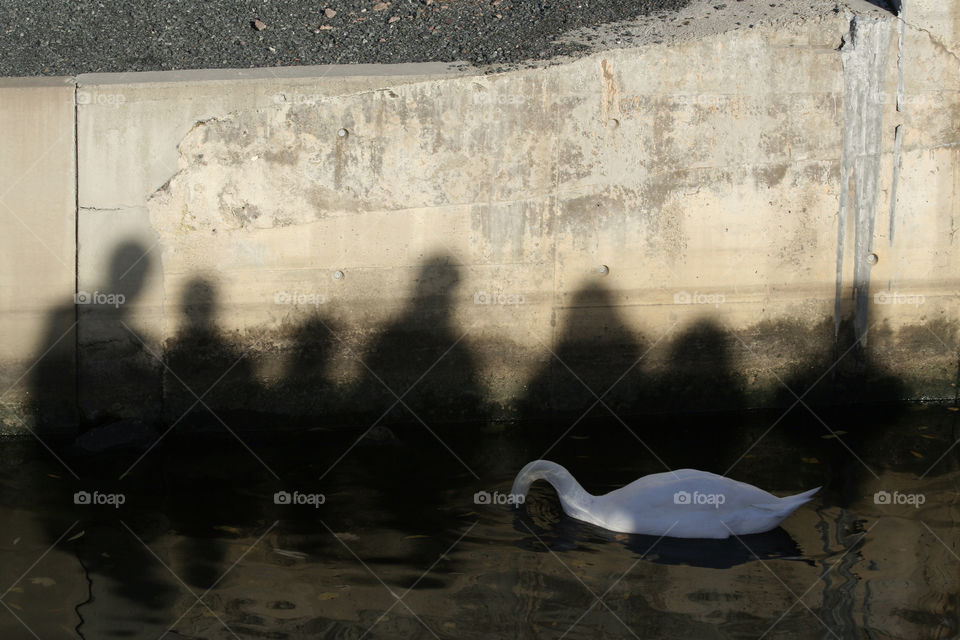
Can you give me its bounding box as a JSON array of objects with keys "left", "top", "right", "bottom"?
[
  {"left": 178, "top": 277, "right": 218, "bottom": 333},
  {"left": 106, "top": 240, "right": 152, "bottom": 304}
]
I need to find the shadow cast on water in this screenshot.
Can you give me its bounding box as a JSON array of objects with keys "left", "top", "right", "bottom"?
[{"left": 13, "top": 241, "right": 956, "bottom": 633}]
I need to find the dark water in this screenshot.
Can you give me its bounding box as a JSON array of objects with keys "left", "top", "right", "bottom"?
[{"left": 1, "top": 404, "right": 958, "bottom": 639}]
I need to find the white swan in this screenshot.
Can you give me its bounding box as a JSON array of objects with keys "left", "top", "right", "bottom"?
[{"left": 510, "top": 460, "right": 819, "bottom": 539}]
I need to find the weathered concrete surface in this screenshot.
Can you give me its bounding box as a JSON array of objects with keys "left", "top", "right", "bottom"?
[
  {"left": 74, "top": 63, "right": 474, "bottom": 425},
  {"left": 0, "top": 77, "right": 76, "bottom": 433},
  {"left": 0, "top": 1, "right": 957, "bottom": 432}
]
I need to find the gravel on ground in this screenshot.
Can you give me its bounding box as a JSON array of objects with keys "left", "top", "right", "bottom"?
[{"left": 0, "top": 0, "right": 692, "bottom": 77}]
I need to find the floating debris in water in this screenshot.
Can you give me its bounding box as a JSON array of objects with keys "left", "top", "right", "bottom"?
[
  {"left": 29, "top": 577, "right": 55, "bottom": 587},
  {"left": 334, "top": 532, "right": 359, "bottom": 541},
  {"left": 214, "top": 525, "right": 241, "bottom": 535},
  {"left": 273, "top": 548, "right": 308, "bottom": 560},
  {"left": 821, "top": 430, "right": 848, "bottom": 439}
]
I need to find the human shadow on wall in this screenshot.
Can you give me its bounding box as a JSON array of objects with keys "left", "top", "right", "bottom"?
[
  {"left": 28, "top": 283, "right": 78, "bottom": 434},
  {"left": 76, "top": 240, "right": 163, "bottom": 428},
  {"left": 305, "top": 254, "right": 486, "bottom": 576},
  {"left": 30, "top": 240, "right": 161, "bottom": 442},
  {"left": 643, "top": 318, "right": 747, "bottom": 414},
  {"left": 29, "top": 244, "right": 181, "bottom": 636},
  {"left": 345, "top": 253, "right": 486, "bottom": 427},
  {"left": 276, "top": 313, "right": 340, "bottom": 423},
  {"left": 163, "top": 277, "right": 258, "bottom": 431},
  {"left": 518, "top": 281, "right": 647, "bottom": 420},
  {"left": 772, "top": 317, "right": 907, "bottom": 508},
  {"left": 29, "top": 258, "right": 274, "bottom": 627},
  {"left": 514, "top": 281, "right": 748, "bottom": 477}
]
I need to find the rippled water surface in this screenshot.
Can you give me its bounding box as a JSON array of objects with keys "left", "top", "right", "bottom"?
[{"left": 1, "top": 404, "right": 958, "bottom": 639}]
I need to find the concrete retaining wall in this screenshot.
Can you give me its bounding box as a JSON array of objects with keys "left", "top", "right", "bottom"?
[{"left": 1, "top": 0, "right": 958, "bottom": 433}]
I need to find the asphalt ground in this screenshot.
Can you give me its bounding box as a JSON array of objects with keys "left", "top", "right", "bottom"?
[{"left": 0, "top": 0, "right": 690, "bottom": 77}]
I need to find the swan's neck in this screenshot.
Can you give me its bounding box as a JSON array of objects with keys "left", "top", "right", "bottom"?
[{"left": 510, "top": 460, "right": 595, "bottom": 519}]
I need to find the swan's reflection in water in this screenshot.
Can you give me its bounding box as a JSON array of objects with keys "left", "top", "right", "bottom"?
[{"left": 514, "top": 502, "right": 814, "bottom": 570}]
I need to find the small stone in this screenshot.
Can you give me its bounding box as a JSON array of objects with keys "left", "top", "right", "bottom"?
[
  {"left": 318, "top": 24, "right": 334, "bottom": 30},
  {"left": 324, "top": 7, "right": 337, "bottom": 18},
  {"left": 373, "top": 1, "right": 389, "bottom": 10},
  {"left": 252, "top": 18, "right": 267, "bottom": 31},
  {"left": 388, "top": 15, "right": 400, "bottom": 22},
  {"left": 267, "top": 46, "right": 276, "bottom": 53}
]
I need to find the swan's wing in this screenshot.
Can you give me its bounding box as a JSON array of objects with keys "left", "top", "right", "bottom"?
[
  {"left": 749, "top": 503, "right": 783, "bottom": 512},
  {"left": 604, "top": 471, "right": 770, "bottom": 510}
]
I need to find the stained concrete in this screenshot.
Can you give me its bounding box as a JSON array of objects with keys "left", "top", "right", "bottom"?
[{"left": 0, "top": 77, "right": 76, "bottom": 432}]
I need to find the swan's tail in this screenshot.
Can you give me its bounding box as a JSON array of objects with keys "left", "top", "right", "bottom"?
[
  {"left": 751, "top": 486, "right": 820, "bottom": 518},
  {"left": 782, "top": 486, "right": 821, "bottom": 506}
]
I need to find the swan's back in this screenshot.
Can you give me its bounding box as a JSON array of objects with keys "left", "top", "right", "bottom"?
[
  {"left": 608, "top": 469, "right": 779, "bottom": 510},
  {"left": 594, "top": 469, "right": 819, "bottom": 538}
]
